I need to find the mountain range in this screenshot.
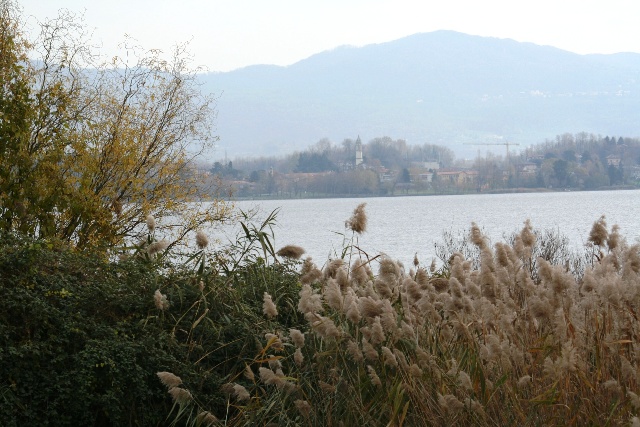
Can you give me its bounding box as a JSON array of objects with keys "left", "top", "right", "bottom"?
[{"left": 199, "top": 30, "right": 640, "bottom": 159}]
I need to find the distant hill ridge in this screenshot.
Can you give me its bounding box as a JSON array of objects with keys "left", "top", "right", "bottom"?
[{"left": 199, "top": 30, "right": 640, "bottom": 158}]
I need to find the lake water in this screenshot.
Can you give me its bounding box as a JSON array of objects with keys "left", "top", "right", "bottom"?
[{"left": 211, "top": 189, "right": 640, "bottom": 268}]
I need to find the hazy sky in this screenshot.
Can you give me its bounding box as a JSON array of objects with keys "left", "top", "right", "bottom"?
[{"left": 19, "top": 0, "right": 640, "bottom": 72}]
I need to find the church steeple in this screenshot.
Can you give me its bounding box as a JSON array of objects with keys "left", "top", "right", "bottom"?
[{"left": 355, "top": 135, "right": 363, "bottom": 166}]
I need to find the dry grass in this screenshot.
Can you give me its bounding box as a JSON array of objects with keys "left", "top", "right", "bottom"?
[{"left": 163, "top": 209, "right": 640, "bottom": 426}]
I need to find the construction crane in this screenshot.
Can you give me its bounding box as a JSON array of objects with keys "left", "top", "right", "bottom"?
[{"left": 463, "top": 141, "right": 520, "bottom": 160}]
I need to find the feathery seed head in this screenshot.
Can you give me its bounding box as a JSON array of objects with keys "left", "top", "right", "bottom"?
[
  {"left": 154, "top": 290, "right": 169, "bottom": 310},
  {"left": 431, "top": 277, "right": 449, "bottom": 293},
  {"left": 345, "top": 202, "right": 367, "bottom": 234},
  {"left": 259, "top": 367, "right": 285, "bottom": 387},
  {"left": 298, "top": 284, "right": 324, "bottom": 315},
  {"left": 264, "top": 333, "right": 284, "bottom": 351},
  {"left": 294, "top": 348, "right": 304, "bottom": 366},
  {"left": 520, "top": 219, "right": 536, "bottom": 248},
  {"left": 244, "top": 365, "right": 255, "bottom": 381},
  {"left": 382, "top": 346, "right": 398, "bottom": 368},
  {"left": 294, "top": 400, "right": 312, "bottom": 418},
  {"left": 168, "top": 387, "right": 193, "bottom": 405},
  {"left": 438, "top": 393, "right": 464, "bottom": 413},
  {"left": 367, "top": 365, "right": 382, "bottom": 386},
  {"left": 405, "top": 277, "right": 423, "bottom": 303},
  {"left": 195, "top": 230, "right": 209, "bottom": 249},
  {"left": 289, "top": 328, "right": 305, "bottom": 348},
  {"left": 415, "top": 268, "right": 430, "bottom": 287},
  {"left": 346, "top": 339, "right": 364, "bottom": 362},
  {"left": 276, "top": 244, "right": 305, "bottom": 259},
  {"left": 145, "top": 214, "right": 156, "bottom": 232},
  {"left": 324, "top": 259, "right": 344, "bottom": 279},
  {"left": 470, "top": 223, "right": 487, "bottom": 249},
  {"left": 530, "top": 296, "right": 551, "bottom": 321},
  {"left": 362, "top": 338, "right": 378, "bottom": 361},
  {"left": 409, "top": 363, "right": 423, "bottom": 378},
  {"left": 359, "top": 296, "right": 384, "bottom": 319},
  {"left": 589, "top": 215, "right": 608, "bottom": 246},
  {"left": 430, "top": 258, "right": 437, "bottom": 273},
  {"left": 311, "top": 315, "right": 342, "bottom": 339},
  {"left": 351, "top": 259, "right": 372, "bottom": 287},
  {"left": 147, "top": 240, "right": 169, "bottom": 257},
  {"left": 319, "top": 381, "right": 336, "bottom": 393},
  {"left": 267, "top": 356, "right": 282, "bottom": 371},
  {"left": 495, "top": 242, "right": 511, "bottom": 268},
  {"left": 345, "top": 295, "right": 362, "bottom": 323},
  {"left": 196, "top": 412, "right": 219, "bottom": 426},
  {"left": 262, "top": 292, "right": 278, "bottom": 318},
  {"left": 157, "top": 371, "right": 182, "bottom": 389},
  {"left": 518, "top": 375, "right": 532, "bottom": 388},
  {"left": 233, "top": 383, "right": 250, "bottom": 401},
  {"left": 370, "top": 316, "right": 386, "bottom": 345},
  {"left": 324, "top": 278, "right": 343, "bottom": 310},
  {"left": 629, "top": 392, "right": 640, "bottom": 410},
  {"left": 607, "top": 224, "right": 621, "bottom": 250}
]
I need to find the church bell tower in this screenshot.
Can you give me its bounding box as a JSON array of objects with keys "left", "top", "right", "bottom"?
[{"left": 355, "top": 135, "right": 363, "bottom": 166}]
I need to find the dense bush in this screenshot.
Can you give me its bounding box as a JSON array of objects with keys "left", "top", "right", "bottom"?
[{"left": 0, "top": 230, "right": 304, "bottom": 426}]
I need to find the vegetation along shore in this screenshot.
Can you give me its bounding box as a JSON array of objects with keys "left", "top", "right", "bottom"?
[{"left": 2, "top": 2, "right": 640, "bottom": 426}]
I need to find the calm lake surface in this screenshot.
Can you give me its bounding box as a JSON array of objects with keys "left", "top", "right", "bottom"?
[{"left": 212, "top": 189, "right": 640, "bottom": 268}]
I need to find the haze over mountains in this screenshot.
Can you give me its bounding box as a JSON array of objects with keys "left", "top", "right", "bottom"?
[{"left": 199, "top": 31, "right": 640, "bottom": 159}]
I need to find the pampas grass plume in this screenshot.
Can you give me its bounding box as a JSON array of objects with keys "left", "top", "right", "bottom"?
[
  {"left": 259, "top": 367, "right": 285, "bottom": 387},
  {"left": 168, "top": 387, "right": 192, "bottom": 405},
  {"left": 147, "top": 240, "right": 169, "bottom": 257},
  {"left": 470, "top": 223, "right": 486, "bottom": 248},
  {"left": 298, "top": 284, "right": 324, "bottom": 314},
  {"left": 196, "top": 411, "right": 219, "bottom": 426},
  {"left": 233, "top": 383, "right": 250, "bottom": 402},
  {"left": 589, "top": 215, "right": 608, "bottom": 246},
  {"left": 276, "top": 244, "right": 305, "bottom": 259},
  {"left": 263, "top": 292, "right": 278, "bottom": 318},
  {"left": 145, "top": 214, "right": 156, "bottom": 232},
  {"left": 157, "top": 371, "right": 182, "bottom": 389},
  {"left": 345, "top": 203, "right": 367, "bottom": 234},
  {"left": 521, "top": 219, "right": 535, "bottom": 248},
  {"left": 195, "top": 230, "right": 209, "bottom": 249},
  {"left": 382, "top": 346, "right": 398, "bottom": 368},
  {"left": 154, "top": 290, "right": 169, "bottom": 311},
  {"left": 289, "top": 328, "right": 305, "bottom": 348},
  {"left": 367, "top": 365, "right": 382, "bottom": 386},
  {"left": 294, "top": 399, "right": 312, "bottom": 418}
]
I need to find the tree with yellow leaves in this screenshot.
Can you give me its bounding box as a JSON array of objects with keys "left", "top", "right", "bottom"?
[{"left": 0, "top": 0, "right": 229, "bottom": 250}]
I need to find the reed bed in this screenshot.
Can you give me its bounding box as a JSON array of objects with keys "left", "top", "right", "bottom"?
[{"left": 163, "top": 206, "right": 640, "bottom": 426}]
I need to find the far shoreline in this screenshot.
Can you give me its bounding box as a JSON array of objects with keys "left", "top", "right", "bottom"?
[{"left": 215, "top": 185, "right": 639, "bottom": 203}]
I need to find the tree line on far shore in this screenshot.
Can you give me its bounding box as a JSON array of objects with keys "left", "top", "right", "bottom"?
[{"left": 204, "top": 133, "right": 640, "bottom": 198}]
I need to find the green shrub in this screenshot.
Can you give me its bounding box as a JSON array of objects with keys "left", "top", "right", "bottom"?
[{"left": 0, "top": 231, "right": 304, "bottom": 426}]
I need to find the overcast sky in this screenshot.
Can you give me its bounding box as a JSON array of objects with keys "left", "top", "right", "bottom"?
[{"left": 19, "top": 0, "right": 640, "bottom": 72}]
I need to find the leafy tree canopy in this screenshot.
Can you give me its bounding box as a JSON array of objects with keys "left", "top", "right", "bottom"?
[{"left": 0, "top": 0, "right": 229, "bottom": 250}]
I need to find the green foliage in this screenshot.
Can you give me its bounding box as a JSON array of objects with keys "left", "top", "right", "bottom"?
[
  {"left": 0, "top": 228, "right": 304, "bottom": 426},
  {"left": 0, "top": 233, "right": 172, "bottom": 426}
]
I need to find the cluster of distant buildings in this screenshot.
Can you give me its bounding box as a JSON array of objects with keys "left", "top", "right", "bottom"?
[{"left": 199, "top": 136, "right": 634, "bottom": 196}]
